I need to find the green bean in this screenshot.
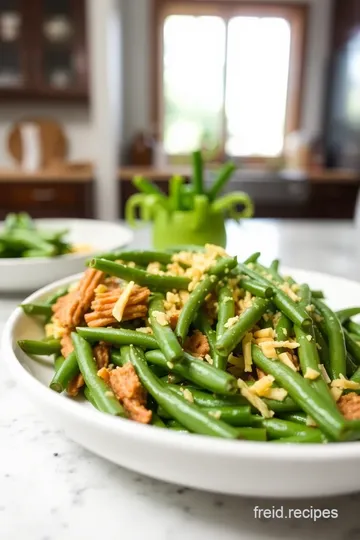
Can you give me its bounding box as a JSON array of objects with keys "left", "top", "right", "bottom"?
[
  {"left": 161, "top": 373, "right": 184, "bottom": 384},
  {"left": 311, "top": 290, "right": 325, "bottom": 299},
  {"left": 6, "top": 229, "right": 55, "bottom": 255},
  {"left": 244, "top": 252, "right": 261, "bottom": 264},
  {"left": 167, "top": 384, "right": 300, "bottom": 413},
  {"left": 275, "top": 313, "right": 292, "bottom": 341},
  {"left": 271, "top": 433, "right": 327, "bottom": 444},
  {"left": 216, "top": 297, "right": 271, "bottom": 356},
  {"left": 148, "top": 295, "right": 183, "bottom": 363},
  {"left": 202, "top": 406, "right": 253, "bottom": 426},
  {"left": 255, "top": 262, "right": 285, "bottom": 284},
  {"left": 21, "top": 303, "right": 53, "bottom": 317},
  {"left": 54, "top": 355, "right": 65, "bottom": 372},
  {"left": 125, "top": 346, "right": 241, "bottom": 438},
  {"left": 192, "top": 150, "right": 204, "bottom": 194},
  {"left": 280, "top": 412, "right": 308, "bottom": 425},
  {"left": 216, "top": 285, "right": 235, "bottom": 370},
  {"left": 195, "top": 311, "right": 223, "bottom": 370},
  {"left": 345, "top": 320, "right": 360, "bottom": 337},
  {"left": 351, "top": 366, "right": 360, "bottom": 384},
  {"left": 336, "top": 308, "right": 360, "bottom": 324},
  {"left": 145, "top": 349, "right": 237, "bottom": 395},
  {"left": 294, "top": 326, "right": 336, "bottom": 410},
  {"left": 151, "top": 412, "right": 166, "bottom": 428},
  {"left": 252, "top": 344, "right": 349, "bottom": 441},
  {"left": 96, "top": 250, "right": 173, "bottom": 266},
  {"left": 237, "top": 262, "right": 311, "bottom": 329},
  {"left": 88, "top": 258, "right": 190, "bottom": 291},
  {"left": 314, "top": 299, "right": 346, "bottom": 380},
  {"left": 207, "top": 162, "right": 236, "bottom": 201},
  {"left": 132, "top": 175, "right": 168, "bottom": 202},
  {"left": 84, "top": 386, "right": 98, "bottom": 409},
  {"left": 349, "top": 332, "right": 360, "bottom": 342},
  {"left": 344, "top": 328, "right": 360, "bottom": 365},
  {"left": 167, "top": 420, "right": 189, "bottom": 432},
  {"left": 269, "top": 259, "right": 280, "bottom": 274},
  {"left": 312, "top": 322, "right": 331, "bottom": 373},
  {"left": 239, "top": 278, "right": 274, "bottom": 299},
  {"left": 76, "top": 327, "right": 158, "bottom": 349},
  {"left": 72, "top": 333, "right": 125, "bottom": 416},
  {"left": 50, "top": 351, "right": 79, "bottom": 393},
  {"left": 298, "top": 283, "right": 311, "bottom": 307},
  {"left": 258, "top": 418, "right": 325, "bottom": 442},
  {"left": 347, "top": 353, "right": 358, "bottom": 377},
  {"left": 169, "top": 175, "right": 184, "bottom": 211},
  {"left": 45, "top": 286, "right": 69, "bottom": 306},
  {"left": 232, "top": 427, "right": 267, "bottom": 441},
  {"left": 176, "top": 257, "right": 237, "bottom": 342},
  {"left": 18, "top": 339, "right": 61, "bottom": 355}
]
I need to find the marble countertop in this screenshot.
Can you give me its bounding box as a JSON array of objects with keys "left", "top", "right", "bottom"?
[{"left": 2, "top": 220, "right": 360, "bottom": 540}]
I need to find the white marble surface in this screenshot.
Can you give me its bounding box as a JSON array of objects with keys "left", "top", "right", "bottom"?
[{"left": 1, "top": 220, "right": 360, "bottom": 540}]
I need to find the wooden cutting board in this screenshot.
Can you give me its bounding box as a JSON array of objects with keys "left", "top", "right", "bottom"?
[{"left": 7, "top": 118, "right": 68, "bottom": 169}]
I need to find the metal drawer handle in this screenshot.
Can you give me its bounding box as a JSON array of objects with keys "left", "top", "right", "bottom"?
[{"left": 31, "top": 188, "right": 56, "bottom": 202}]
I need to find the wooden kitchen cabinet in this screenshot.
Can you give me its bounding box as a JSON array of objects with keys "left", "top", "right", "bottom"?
[
  {"left": 0, "top": 0, "right": 88, "bottom": 101},
  {"left": 0, "top": 180, "right": 94, "bottom": 218}
]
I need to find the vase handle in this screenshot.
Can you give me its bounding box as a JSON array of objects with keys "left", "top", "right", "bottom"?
[{"left": 211, "top": 192, "right": 254, "bottom": 220}]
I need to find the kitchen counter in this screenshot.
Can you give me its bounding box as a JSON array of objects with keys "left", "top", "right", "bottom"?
[{"left": 1, "top": 220, "right": 360, "bottom": 540}]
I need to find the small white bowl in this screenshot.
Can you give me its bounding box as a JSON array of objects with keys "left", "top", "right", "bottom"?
[
  {"left": 0, "top": 219, "right": 133, "bottom": 292},
  {"left": 2, "top": 268, "right": 360, "bottom": 497}
]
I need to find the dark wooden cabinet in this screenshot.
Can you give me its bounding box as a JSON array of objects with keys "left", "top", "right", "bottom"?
[
  {"left": 0, "top": 0, "right": 88, "bottom": 101},
  {"left": 0, "top": 180, "right": 94, "bottom": 218}
]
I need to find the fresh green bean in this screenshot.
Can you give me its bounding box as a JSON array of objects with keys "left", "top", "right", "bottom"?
[
  {"left": 314, "top": 299, "right": 346, "bottom": 380},
  {"left": 132, "top": 175, "right": 168, "bottom": 202},
  {"left": 149, "top": 295, "right": 183, "bottom": 363},
  {"left": 88, "top": 258, "right": 190, "bottom": 291},
  {"left": 275, "top": 313, "right": 292, "bottom": 341},
  {"left": 151, "top": 412, "right": 166, "bottom": 428},
  {"left": 237, "top": 262, "right": 311, "bottom": 329},
  {"left": 347, "top": 353, "right": 358, "bottom": 377},
  {"left": 176, "top": 257, "right": 237, "bottom": 342},
  {"left": 18, "top": 339, "right": 61, "bottom": 355},
  {"left": 232, "top": 427, "right": 267, "bottom": 441},
  {"left": 216, "top": 297, "right": 271, "bottom": 356},
  {"left": 344, "top": 328, "right": 360, "bottom": 365},
  {"left": 145, "top": 349, "right": 237, "bottom": 395},
  {"left": 202, "top": 406, "right": 253, "bottom": 426},
  {"left": 269, "top": 259, "right": 280, "bottom": 274},
  {"left": 54, "top": 355, "right": 65, "bottom": 372},
  {"left": 255, "top": 262, "right": 284, "bottom": 284},
  {"left": 351, "top": 366, "right": 360, "bottom": 384},
  {"left": 76, "top": 327, "right": 158, "bottom": 349},
  {"left": 271, "top": 433, "right": 327, "bottom": 444},
  {"left": 312, "top": 322, "right": 331, "bottom": 373},
  {"left": 192, "top": 150, "right": 204, "bottom": 194},
  {"left": 298, "top": 283, "right": 311, "bottom": 307},
  {"left": 84, "top": 386, "right": 98, "bottom": 409},
  {"left": 346, "top": 320, "right": 360, "bottom": 337},
  {"left": 216, "top": 285, "right": 235, "bottom": 370},
  {"left": 244, "top": 252, "right": 261, "bottom": 264},
  {"left": 294, "top": 326, "right": 336, "bottom": 410},
  {"left": 169, "top": 175, "right": 184, "bottom": 211},
  {"left": 239, "top": 278, "right": 274, "bottom": 299},
  {"left": 96, "top": 250, "right": 172, "bottom": 266},
  {"left": 336, "top": 308, "right": 360, "bottom": 324},
  {"left": 167, "top": 384, "right": 300, "bottom": 413},
  {"left": 252, "top": 344, "right": 349, "bottom": 441},
  {"left": 280, "top": 412, "right": 308, "bottom": 425},
  {"left": 167, "top": 420, "right": 189, "bottom": 432},
  {"left": 21, "top": 303, "right": 53, "bottom": 317},
  {"left": 258, "top": 418, "right": 325, "bottom": 442},
  {"left": 311, "top": 290, "right": 325, "bottom": 299},
  {"left": 50, "top": 351, "right": 79, "bottom": 393},
  {"left": 207, "top": 162, "right": 236, "bottom": 201},
  {"left": 125, "top": 346, "right": 242, "bottom": 438},
  {"left": 45, "top": 286, "right": 69, "bottom": 306},
  {"left": 72, "top": 333, "right": 125, "bottom": 416}
]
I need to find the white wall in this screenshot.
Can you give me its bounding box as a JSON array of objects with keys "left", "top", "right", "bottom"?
[{"left": 0, "top": 0, "right": 333, "bottom": 167}]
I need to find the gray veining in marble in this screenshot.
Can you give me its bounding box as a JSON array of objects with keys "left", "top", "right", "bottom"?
[{"left": 1, "top": 220, "right": 360, "bottom": 540}]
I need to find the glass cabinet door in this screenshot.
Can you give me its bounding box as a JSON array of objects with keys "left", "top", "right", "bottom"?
[{"left": 0, "top": 0, "right": 24, "bottom": 88}]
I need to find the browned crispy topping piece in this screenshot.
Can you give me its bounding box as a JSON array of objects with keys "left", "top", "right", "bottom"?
[
  {"left": 53, "top": 268, "right": 105, "bottom": 328},
  {"left": 338, "top": 392, "right": 360, "bottom": 420},
  {"left": 168, "top": 311, "right": 180, "bottom": 330},
  {"left": 60, "top": 332, "right": 74, "bottom": 358},
  {"left": 256, "top": 368, "right": 266, "bottom": 380},
  {"left": 84, "top": 285, "right": 150, "bottom": 327},
  {"left": 97, "top": 366, "right": 110, "bottom": 384},
  {"left": 67, "top": 373, "right": 84, "bottom": 397},
  {"left": 184, "top": 330, "right": 210, "bottom": 358},
  {"left": 109, "top": 363, "right": 152, "bottom": 424},
  {"left": 94, "top": 342, "right": 110, "bottom": 369}
]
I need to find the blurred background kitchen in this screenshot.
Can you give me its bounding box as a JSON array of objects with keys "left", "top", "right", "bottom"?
[{"left": 0, "top": 0, "right": 359, "bottom": 222}]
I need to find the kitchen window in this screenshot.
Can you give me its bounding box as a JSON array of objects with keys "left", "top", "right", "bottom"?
[{"left": 153, "top": 1, "right": 307, "bottom": 161}]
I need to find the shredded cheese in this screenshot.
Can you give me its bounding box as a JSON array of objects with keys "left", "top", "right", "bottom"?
[
  {"left": 152, "top": 310, "right": 168, "bottom": 326},
  {"left": 279, "top": 282, "right": 301, "bottom": 302},
  {"left": 183, "top": 389, "right": 194, "bottom": 403},
  {"left": 306, "top": 334, "right": 313, "bottom": 342},
  {"left": 318, "top": 364, "right": 331, "bottom": 384},
  {"left": 259, "top": 342, "right": 277, "bottom": 359},
  {"left": 112, "top": 281, "right": 135, "bottom": 322},
  {"left": 330, "top": 387, "right": 343, "bottom": 402},
  {"left": 224, "top": 316, "right": 239, "bottom": 329},
  {"left": 204, "top": 354, "right": 213, "bottom": 365},
  {"left": 94, "top": 284, "right": 108, "bottom": 294},
  {"left": 306, "top": 416, "right": 317, "bottom": 427},
  {"left": 242, "top": 333, "right": 253, "bottom": 372},
  {"left": 305, "top": 304, "right": 315, "bottom": 313},
  {"left": 237, "top": 379, "right": 274, "bottom": 418},
  {"left": 265, "top": 388, "right": 288, "bottom": 401},
  {"left": 331, "top": 374, "right": 360, "bottom": 390},
  {"left": 254, "top": 328, "right": 275, "bottom": 339},
  {"left": 227, "top": 353, "right": 244, "bottom": 368},
  {"left": 278, "top": 352, "right": 297, "bottom": 372},
  {"left": 208, "top": 410, "right": 222, "bottom": 420},
  {"left": 136, "top": 327, "right": 153, "bottom": 334},
  {"left": 249, "top": 375, "right": 275, "bottom": 397},
  {"left": 304, "top": 367, "right": 320, "bottom": 380}
]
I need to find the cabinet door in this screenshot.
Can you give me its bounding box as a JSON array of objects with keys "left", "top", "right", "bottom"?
[
  {"left": 34, "top": 0, "right": 88, "bottom": 97},
  {"left": 0, "top": 0, "right": 31, "bottom": 92}
]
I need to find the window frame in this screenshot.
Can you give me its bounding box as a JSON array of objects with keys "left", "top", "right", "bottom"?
[{"left": 151, "top": 0, "right": 308, "bottom": 162}]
